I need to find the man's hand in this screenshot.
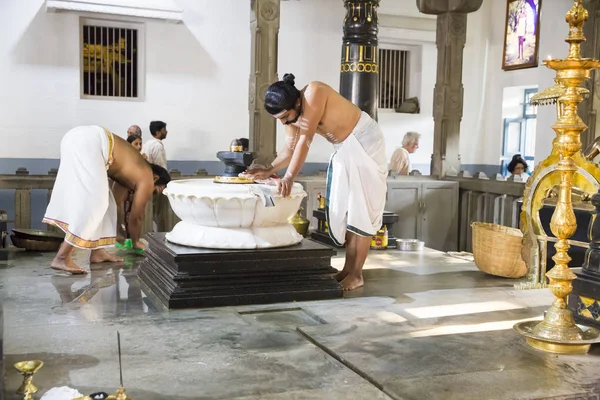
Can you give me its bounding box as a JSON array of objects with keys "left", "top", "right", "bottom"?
[
  {"left": 243, "top": 165, "right": 274, "bottom": 180},
  {"left": 116, "top": 227, "right": 126, "bottom": 245},
  {"left": 154, "top": 185, "right": 165, "bottom": 194},
  {"left": 277, "top": 176, "right": 294, "bottom": 198}
]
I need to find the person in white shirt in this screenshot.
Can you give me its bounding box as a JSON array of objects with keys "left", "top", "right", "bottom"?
[
  {"left": 142, "top": 121, "right": 168, "bottom": 169},
  {"left": 389, "top": 131, "right": 420, "bottom": 176},
  {"left": 142, "top": 121, "right": 169, "bottom": 231}
]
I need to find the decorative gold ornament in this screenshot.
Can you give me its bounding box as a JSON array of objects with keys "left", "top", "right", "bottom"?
[
  {"left": 514, "top": 0, "right": 600, "bottom": 354},
  {"left": 230, "top": 139, "right": 243, "bottom": 152},
  {"left": 14, "top": 360, "right": 43, "bottom": 400}
]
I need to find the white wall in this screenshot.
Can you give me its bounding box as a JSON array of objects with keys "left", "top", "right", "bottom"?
[
  {"left": 0, "top": 0, "right": 441, "bottom": 174},
  {"left": 0, "top": 0, "right": 251, "bottom": 161},
  {"left": 464, "top": 0, "right": 574, "bottom": 168},
  {"left": 3, "top": 0, "right": 572, "bottom": 174}
]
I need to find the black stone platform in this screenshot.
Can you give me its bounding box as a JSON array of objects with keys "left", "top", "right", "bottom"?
[
  {"left": 569, "top": 273, "right": 600, "bottom": 329},
  {"left": 311, "top": 209, "right": 399, "bottom": 248},
  {"left": 517, "top": 200, "right": 590, "bottom": 268},
  {"left": 568, "top": 192, "right": 600, "bottom": 329},
  {"left": 138, "top": 233, "right": 342, "bottom": 309}
]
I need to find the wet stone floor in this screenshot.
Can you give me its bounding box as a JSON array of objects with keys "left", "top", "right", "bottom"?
[{"left": 0, "top": 243, "right": 599, "bottom": 400}]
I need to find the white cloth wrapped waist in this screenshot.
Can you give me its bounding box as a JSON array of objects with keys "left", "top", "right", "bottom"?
[
  {"left": 326, "top": 111, "right": 387, "bottom": 245},
  {"left": 43, "top": 125, "right": 117, "bottom": 249}
]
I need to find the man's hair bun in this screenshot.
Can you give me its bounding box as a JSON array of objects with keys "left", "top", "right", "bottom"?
[{"left": 282, "top": 73, "right": 296, "bottom": 85}]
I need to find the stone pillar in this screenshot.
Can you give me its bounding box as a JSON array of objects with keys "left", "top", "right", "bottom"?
[
  {"left": 417, "top": 0, "right": 483, "bottom": 178},
  {"left": 340, "top": 0, "right": 380, "bottom": 120},
  {"left": 249, "top": 0, "right": 280, "bottom": 166},
  {"left": 579, "top": 0, "right": 600, "bottom": 150}
]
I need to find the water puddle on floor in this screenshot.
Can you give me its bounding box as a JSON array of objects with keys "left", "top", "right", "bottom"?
[{"left": 49, "top": 266, "right": 159, "bottom": 316}]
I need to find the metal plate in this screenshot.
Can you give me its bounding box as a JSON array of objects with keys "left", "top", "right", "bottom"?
[
  {"left": 12, "top": 228, "right": 65, "bottom": 242},
  {"left": 514, "top": 320, "right": 600, "bottom": 344}
]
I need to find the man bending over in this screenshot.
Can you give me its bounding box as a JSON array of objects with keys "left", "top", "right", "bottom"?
[
  {"left": 243, "top": 74, "right": 387, "bottom": 290},
  {"left": 43, "top": 125, "right": 171, "bottom": 275}
]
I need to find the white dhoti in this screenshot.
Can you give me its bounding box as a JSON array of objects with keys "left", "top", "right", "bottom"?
[
  {"left": 43, "top": 125, "right": 117, "bottom": 249},
  {"left": 326, "top": 111, "right": 387, "bottom": 246}
]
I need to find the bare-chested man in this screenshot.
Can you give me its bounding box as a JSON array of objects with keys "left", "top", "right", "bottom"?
[
  {"left": 243, "top": 74, "right": 387, "bottom": 290},
  {"left": 43, "top": 125, "right": 171, "bottom": 275}
]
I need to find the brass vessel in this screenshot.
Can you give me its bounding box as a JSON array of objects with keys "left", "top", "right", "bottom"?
[
  {"left": 289, "top": 207, "right": 310, "bottom": 237},
  {"left": 14, "top": 360, "right": 43, "bottom": 400},
  {"left": 213, "top": 175, "right": 254, "bottom": 184},
  {"left": 514, "top": 0, "right": 600, "bottom": 354}
]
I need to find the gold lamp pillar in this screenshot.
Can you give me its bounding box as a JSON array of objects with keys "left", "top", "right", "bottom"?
[{"left": 514, "top": 0, "right": 600, "bottom": 354}]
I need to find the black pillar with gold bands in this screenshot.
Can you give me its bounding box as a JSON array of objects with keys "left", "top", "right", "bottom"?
[{"left": 340, "top": 0, "right": 380, "bottom": 121}]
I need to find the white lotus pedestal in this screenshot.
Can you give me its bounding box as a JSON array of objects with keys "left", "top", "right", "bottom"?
[
  {"left": 163, "top": 179, "right": 306, "bottom": 249},
  {"left": 138, "top": 179, "right": 343, "bottom": 309}
]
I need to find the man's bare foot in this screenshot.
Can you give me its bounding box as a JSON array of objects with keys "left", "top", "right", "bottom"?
[
  {"left": 340, "top": 274, "right": 364, "bottom": 291},
  {"left": 333, "top": 270, "right": 348, "bottom": 282},
  {"left": 90, "top": 249, "right": 124, "bottom": 263},
  {"left": 50, "top": 258, "right": 88, "bottom": 275}
]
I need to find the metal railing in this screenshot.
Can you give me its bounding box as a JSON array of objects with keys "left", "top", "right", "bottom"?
[
  {"left": 444, "top": 173, "right": 527, "bottom": 252},
  {"left": 2, "top": 167, "right": 530, "bottom": 254}
]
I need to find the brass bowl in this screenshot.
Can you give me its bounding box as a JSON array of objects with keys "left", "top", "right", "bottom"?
[
  {"left": 10, "top": 235, "right": 62, "bottom": 252},
  {"left": 14, "top": 360, "right": 44, "bottom": 374}
]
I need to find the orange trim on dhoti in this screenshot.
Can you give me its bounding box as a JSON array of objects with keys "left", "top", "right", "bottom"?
[
  {"left": 42, "top": 217, "right": 116, "bottom": 249},
  {"left": 101, "top": 127, "right": 115, "bottom": 168}
]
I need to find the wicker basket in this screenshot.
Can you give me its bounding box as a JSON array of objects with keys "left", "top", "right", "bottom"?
[{"left": 471, "top": 222, "right": 528, "bottom": 279}]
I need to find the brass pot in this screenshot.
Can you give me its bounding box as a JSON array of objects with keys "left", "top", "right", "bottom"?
[{"left": 289, "top": 207, "right": 310, "bottom": 237}]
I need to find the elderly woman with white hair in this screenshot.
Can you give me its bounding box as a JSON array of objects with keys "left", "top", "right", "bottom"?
[{"left": 389, "top": 131, "right": 420, "bottom": 175}]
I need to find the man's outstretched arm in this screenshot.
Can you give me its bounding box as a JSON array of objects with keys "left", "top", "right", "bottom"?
[{"left": 128, "top": 178, "right": 154, "bottom": 248}]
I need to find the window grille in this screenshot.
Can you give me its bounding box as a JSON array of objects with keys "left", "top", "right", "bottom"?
[
  {"left": 81, "top": 22, "right": 140, "bottom": 99},
  {"left": 378, "top": 49, "right": 408, "bottom": 110}
]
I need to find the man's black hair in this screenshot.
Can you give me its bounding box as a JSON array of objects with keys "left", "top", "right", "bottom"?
[
  {"left": 149, "top": 163, "right": 171, "bottom": 186},
  {"left": 149, "top": 121, "right": 167, "bottom": 137},
  {"left": 264, "top": 73, "right": 301, "bottom": 115},
  {"left": 127, "top": 134, "right": 141, "bottom": 144},
  {"left": 507, "top": 154, "right": 528, "bottom": 174}
]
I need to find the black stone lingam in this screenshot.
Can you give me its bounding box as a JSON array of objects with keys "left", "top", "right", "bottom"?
[{"left": 214, "top": 139, "right": 256, "bottom": 184}]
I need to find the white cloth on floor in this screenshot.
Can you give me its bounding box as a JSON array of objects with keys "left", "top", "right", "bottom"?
[
  {"left": 43, "top": 125, "right": 117, "bottom": 249},
  {"left": 40, "top": 386, "right": 84, "bottom": 400},
  {"left": 326, "top": 111, "right": 387, "bottom": 246}
]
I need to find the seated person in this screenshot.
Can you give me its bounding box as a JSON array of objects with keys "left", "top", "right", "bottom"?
[
  {"left": 507, "top": 154, "right": 529, "bottom": 179},
  {"left": 389, "top": 131, "right": 420, "bottom": 176}
]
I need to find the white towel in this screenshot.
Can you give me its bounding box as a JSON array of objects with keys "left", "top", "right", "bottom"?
[
  {"left": 248, "top": 184, "right": 275, "bottom": 207},
  {"left": 326, "top": 111, "right": 387, "bottom": 246},
  {"left": 43, "top": 125, "right": 117, "bottom": 249}
]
